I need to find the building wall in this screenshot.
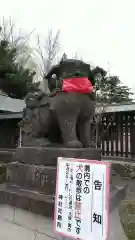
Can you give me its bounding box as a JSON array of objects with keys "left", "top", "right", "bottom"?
[{"left": 0, "top": 119, "right": 20, "bottom": 148}]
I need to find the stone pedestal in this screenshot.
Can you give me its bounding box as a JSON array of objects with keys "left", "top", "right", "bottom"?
[
  {"left": 0, "top": 147, "right": 128, "bottom": 217},
  {"left": 7, "top": 163, "right": 56, "bottom": 195},
  {"left": 0, "top": 161, "right": 127, "bottom": 217},
  {"left": 15, "top": 146, "right": 101, "bottom": 165}
]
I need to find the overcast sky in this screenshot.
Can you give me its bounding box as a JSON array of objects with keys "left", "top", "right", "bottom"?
[{"left": 1, "top": 0, "right": 135, "bottom": 93}]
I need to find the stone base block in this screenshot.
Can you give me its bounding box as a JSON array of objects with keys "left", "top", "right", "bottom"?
[
  {"left": 0, "top": 184, "right": 54, "bottom": 217},
  {"left": 7, "top": 163, "right": 56, "bottom": 194},
  {"left": 15, "top": 147, "right": 101, "bottom": 166}
]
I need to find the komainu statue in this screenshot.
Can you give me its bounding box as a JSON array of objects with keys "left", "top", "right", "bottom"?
[{"left": 20, "top": 59, "right": 97, "bottom": 148}]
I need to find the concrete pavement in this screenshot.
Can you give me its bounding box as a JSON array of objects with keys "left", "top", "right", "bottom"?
[
  {"left": 109, "top": 207, "right": 127, "bottom": 240},
  {"left": 0, "top": 205, "right": 127, "bottom": 240}
]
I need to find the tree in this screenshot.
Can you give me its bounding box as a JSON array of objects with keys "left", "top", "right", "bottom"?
[
  {"left": 36, "top": 29, "right": 60, "bottom": 93},
  {"left": 0, "top": 17, "right": 35, "bottom": 69},
  {"left": 36, "top": 29, "right": 60, "bottom": 76},
  {"left": 90, "top": 66, "right": 133, "bottom": 146},
  {"left": 0, "top": 20, "right": 36, "bottom": 99},
  {"left": 93, "top": 67, "right": 133, "bottom": 103},
  {"left": 0, "top": 39, "right": 36, "bottom": 98}
]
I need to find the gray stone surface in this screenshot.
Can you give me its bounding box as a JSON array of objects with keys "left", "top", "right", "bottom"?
[
  {"left": 110, "top": 183, "right": 128, "bottom": 212},
  {"left": 7, "top": 163, "right": 56, "bottom": 194},
  {"left": 15, "top": 147, "right": 101, "bottom": 165},
  {"left": 0, "top": 180, "right": 127, "bottom": 218},
  {"left": 0, "top": 205, "right": 127, "bottom": 240},
  {"left": 0, "top": 219, "right": 35, "bottom": 240},
  {"left": 109, "top": 207, "right": 127, "bottom": 240},
  {"left": 0, "top": 184, "right": 54, "bottom": 217},
  {"left": 0, "top": 150, "right": 14, "bottom": 163}
]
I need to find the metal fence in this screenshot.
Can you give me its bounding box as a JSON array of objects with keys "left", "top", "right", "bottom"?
[
  {"left": 100, "top": 112, "right": 135, "bottom": 158},
  {"left": 0, "top": 112, "right": 135, "bottom": 160}
]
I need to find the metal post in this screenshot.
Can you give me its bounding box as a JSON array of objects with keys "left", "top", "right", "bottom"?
[{"left": 18, "top": 126, "right": 22, "bottom": 147}]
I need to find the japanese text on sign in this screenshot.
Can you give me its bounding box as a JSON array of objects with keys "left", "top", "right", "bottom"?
[{"left": 54, "top": 157, "right": 110, "bottom": 240}]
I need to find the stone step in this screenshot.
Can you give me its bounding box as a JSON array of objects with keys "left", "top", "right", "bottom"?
[
  {"left": 6, "top": 162, "right": 56, "bottom": 194},
  {"left": 0, "top": 182, "right": 128, "bottom": 217},
  {"left": 0, "top": 184, "right": 54, "bottom": 217}
]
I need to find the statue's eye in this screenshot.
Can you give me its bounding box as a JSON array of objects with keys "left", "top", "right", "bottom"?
[{"left": 52, "top": 74, "right": 56, "bottom": 78}]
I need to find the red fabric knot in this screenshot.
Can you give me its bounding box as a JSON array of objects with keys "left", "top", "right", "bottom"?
[{"left": 62, "top": 77, "right": 93, "bottom": 94}]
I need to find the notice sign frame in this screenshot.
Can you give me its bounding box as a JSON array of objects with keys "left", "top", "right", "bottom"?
[{"left": 54, "top": 157, "right": 110, "bottom": 240}]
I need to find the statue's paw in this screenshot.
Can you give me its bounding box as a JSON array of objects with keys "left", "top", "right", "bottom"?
[
  {"left": 88, "top": 143, "right": 96, "bottom": 148},
  {"left": 83, "top": 144, "right": 92, "bottom": 148},
  {"left": 66, "top": 140, "right": 83, "bottom": 148},
  {"left": 42, "top": 138, "right": 52, "bottom": 147}
]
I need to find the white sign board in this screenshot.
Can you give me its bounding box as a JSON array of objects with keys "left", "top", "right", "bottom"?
[{"left": 54, "top": 157, "right": 110, "bottom": 240}]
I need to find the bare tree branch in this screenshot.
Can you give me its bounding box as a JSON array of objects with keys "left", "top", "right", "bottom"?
[
  {"left": 36, "top": 28, "right": 60, "bottom": 76},
  {"left": 45, "top": 29, "right": 60, "bottom": 60},
  {"left": 9, "top": 17, "right": 15, "bottom": 45},
  {"left": 37, "top": 35, "right": 46, "bottom": 76}
]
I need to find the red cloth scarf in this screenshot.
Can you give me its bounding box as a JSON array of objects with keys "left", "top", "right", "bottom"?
[{"left": 62, "top": 77, "right": 93, "bottom": 94}]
